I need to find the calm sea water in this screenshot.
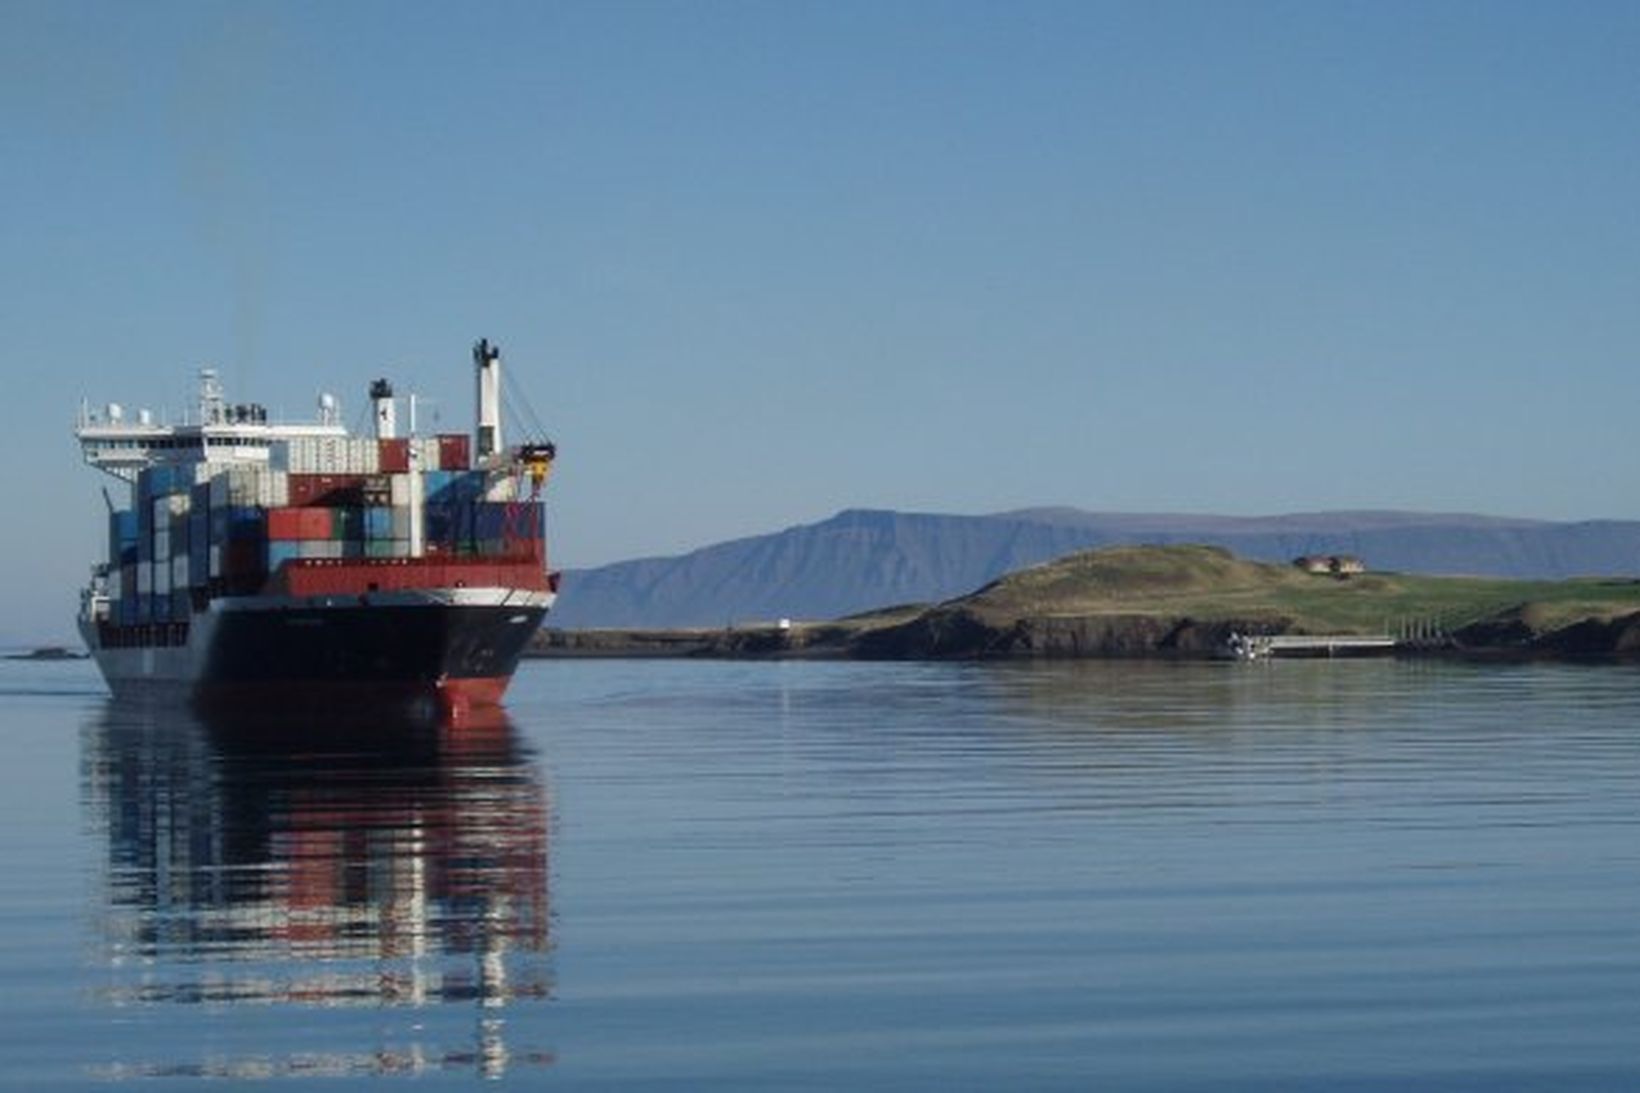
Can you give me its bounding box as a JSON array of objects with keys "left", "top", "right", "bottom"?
[{"left": 2, "top": 656, "right": 1640, "bottom": 1089}]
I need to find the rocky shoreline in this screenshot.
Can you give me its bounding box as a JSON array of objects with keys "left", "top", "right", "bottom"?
[{"left": 528, "top": 609, "right": 1640, "bottom": 662}]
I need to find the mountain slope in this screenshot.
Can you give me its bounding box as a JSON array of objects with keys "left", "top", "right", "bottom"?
[{"left": 549, "top": 508, "right": 1640, "bottom": 628}]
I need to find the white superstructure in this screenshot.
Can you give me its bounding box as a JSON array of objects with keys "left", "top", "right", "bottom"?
[{"left": 76, "top": 369, "right": 349, "bottom": 483}]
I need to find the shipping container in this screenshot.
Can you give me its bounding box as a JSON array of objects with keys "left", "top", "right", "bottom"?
[
  {"left": 364, "top": 507, "right": 394, "bottom": 540},
  {"left": 474, "top": 502, "right": 509, "bottom": 540},
  {"left": 378, "top": 437, "right": 410, "bottom": 473},
  {"left": 225, "top": 507, "right": 267, "bottom": 541},
  {"left": 331, "top": 507, "right": 361, "bottom": 541},
  {"left": 437, "top": 433, "right": 470, "bottom": 470},
  {"left": 268, "top": 541, "right": 301, "bottom": 570},
  {"left": 300, "top": 507, "right": 334, "bottom": 540},
  {"left": 421, "top": 469, "right": 454, "bottom": 499},
  {"left": 107, "top": 510, "right": 138, "bottom": 570},
  {"left": 288, "top": 473, "right": 368, "bottom": 507},
  {"left": 205, "top": 464, "right": 283, "bottom": 508},
  {"left": 412, "top": 436, "right": 440, "bottom": 469},
  {"left": 389, "top": 473, "right": 412, "bottom": 507},
  {"left": 267, "top": 508, "right": 304, "bottom": 541}
]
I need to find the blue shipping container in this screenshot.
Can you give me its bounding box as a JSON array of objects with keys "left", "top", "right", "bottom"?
[
  {"left": 364, "top": 507, "right": 394, "bottom": 539},
  {"left": 226, "top": 507, "right": 267, "bottom": 541},
  {"left": 425, "top": 470, "right": 485, "bottom": 506},
  {"left": 267, "top": 541, "right": 301, "bottom": 570}
]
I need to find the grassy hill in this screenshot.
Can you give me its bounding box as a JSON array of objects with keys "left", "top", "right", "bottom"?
[{"left": 957, "top": 544, "right": 1640, "bottom": 636}]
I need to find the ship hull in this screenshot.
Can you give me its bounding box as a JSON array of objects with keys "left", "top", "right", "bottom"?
[{"left": 83, "top": 592, "right": 550, "bottom": 721}]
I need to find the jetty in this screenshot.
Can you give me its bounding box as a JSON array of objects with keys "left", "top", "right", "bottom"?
[{"left": 1226, "top": 633, "right": 1398, "bottom": 660}]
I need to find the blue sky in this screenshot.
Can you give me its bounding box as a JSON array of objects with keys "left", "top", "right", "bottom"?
[{"left": 3, "top": 1, "right": 1638, "bottom": 640}]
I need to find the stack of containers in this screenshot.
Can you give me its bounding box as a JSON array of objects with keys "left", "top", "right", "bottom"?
[
  {"left": 105, "top": 429, "right": 542, "bottom": 624},
  {"left": 271, "top": 434, "right": 477, "bottom": 565},
  {"left": 108, "top": 509, "right": 139, "bottom": 625},
  {"left": 207, "top": 464, "right": 288, "bottom": 596},
  {"left": 123, "top": 463, "right": 211, "bottom": 623}
]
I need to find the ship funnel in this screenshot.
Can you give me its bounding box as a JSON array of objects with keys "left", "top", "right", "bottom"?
[
  {"left": 370, "top": 378, "right": 397, "bottom": 439},
  {"left": 474, "top": 338, "right": 502, "bottom": 461}
]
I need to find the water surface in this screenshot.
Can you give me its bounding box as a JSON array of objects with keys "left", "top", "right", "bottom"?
[{"left": 2, "top": 657, "right": 1639, "bottom": 1088}]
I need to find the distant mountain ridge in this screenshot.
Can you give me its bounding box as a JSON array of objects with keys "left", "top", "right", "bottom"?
[{"left": 548, "top": 508, "right": 1640, "bottom": 628}]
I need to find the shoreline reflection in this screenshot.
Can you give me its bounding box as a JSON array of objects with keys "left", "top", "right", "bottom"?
[{"left": 81, "top": 702, "right": 553, "bottom": 1079}]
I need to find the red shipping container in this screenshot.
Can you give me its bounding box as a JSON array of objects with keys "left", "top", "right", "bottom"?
[
  {"left": 299, "top": 507, "right": 334, "bottom": 539},
  {"left": 266, "top": 508, "right": 305, "bottom": 541},
  {"left": 289, "top": 474, "right": 366, "bottom": 507},
  {"left": 378, "top": 437, "right": 410, "bottom": 473},
  {"left": 437, "top": 434, "right": 471, "bottom": 471}
]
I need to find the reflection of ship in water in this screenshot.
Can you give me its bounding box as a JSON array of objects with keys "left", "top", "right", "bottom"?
[{"left": 81, "top": 703, "right": 553, "bottom": 1079}]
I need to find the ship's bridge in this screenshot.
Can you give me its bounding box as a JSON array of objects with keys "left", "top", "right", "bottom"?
[{"left": 77, "top": 369, "right": 349, "bottom": 482}]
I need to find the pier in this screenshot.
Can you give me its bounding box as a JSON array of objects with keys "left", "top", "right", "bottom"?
[{"left": 1226, "top": 633, "right": 1398, "bottom": 660}]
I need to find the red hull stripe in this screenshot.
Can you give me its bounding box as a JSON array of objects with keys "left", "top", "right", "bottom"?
[{"left": 277, "top": 556, "right": 549, "bottom": 597}]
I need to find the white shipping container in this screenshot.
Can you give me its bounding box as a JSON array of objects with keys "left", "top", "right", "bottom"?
[
  {"left": 389, "top": 474, "right": 412, "bottom": 507},
  {"left": 154, "top": 565, "right": 171, "bottom": 595},
  {"left": 351, "top": 438, "right": 380, "bottom": 475},
  {"left": 259, "top": 470, "right": 289, "bottom": 508},
  {"left": 391, "top": 506, "right": 411, "bottom": 540},
  {"left": 137, "top": 564, "right": 152, "bottom": 595},
  {"left": 298, "top": 539, "right": 346, "bottom": 559},
  {"left": 412, "top": 437, "right": 439, "bottom": 468}
]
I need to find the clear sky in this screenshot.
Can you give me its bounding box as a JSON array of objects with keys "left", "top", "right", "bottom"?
[{"left": 3, "top": 1, "right": 1638, "bottom": 641}]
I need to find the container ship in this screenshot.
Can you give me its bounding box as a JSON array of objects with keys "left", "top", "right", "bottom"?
[{"left": 75, "top": 339, "right": 559, "bottom": 720}]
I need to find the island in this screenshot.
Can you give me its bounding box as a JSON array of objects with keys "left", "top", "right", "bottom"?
[
  {"left": 530, "top": 544, "right": 1640, "bottom": 661},
  {"left": 4, "top": 646, "right": 88, "bottom": 661}
]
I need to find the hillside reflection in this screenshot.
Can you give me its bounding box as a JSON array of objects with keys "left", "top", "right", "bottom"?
[{"left": 80, "top": 703, "right": 553, "bottom": 1079}]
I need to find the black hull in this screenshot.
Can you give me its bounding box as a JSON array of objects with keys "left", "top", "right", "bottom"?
[
  {"left": 204, "top": 603, "right": 546, "bottom": 685},
  {"left": 94, "top": 602, "right": 547, "bottom": 722}
]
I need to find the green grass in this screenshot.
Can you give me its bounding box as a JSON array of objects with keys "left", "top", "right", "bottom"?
[{"left": 952, "top": 544, "right": 1640, "bottom": 636}]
